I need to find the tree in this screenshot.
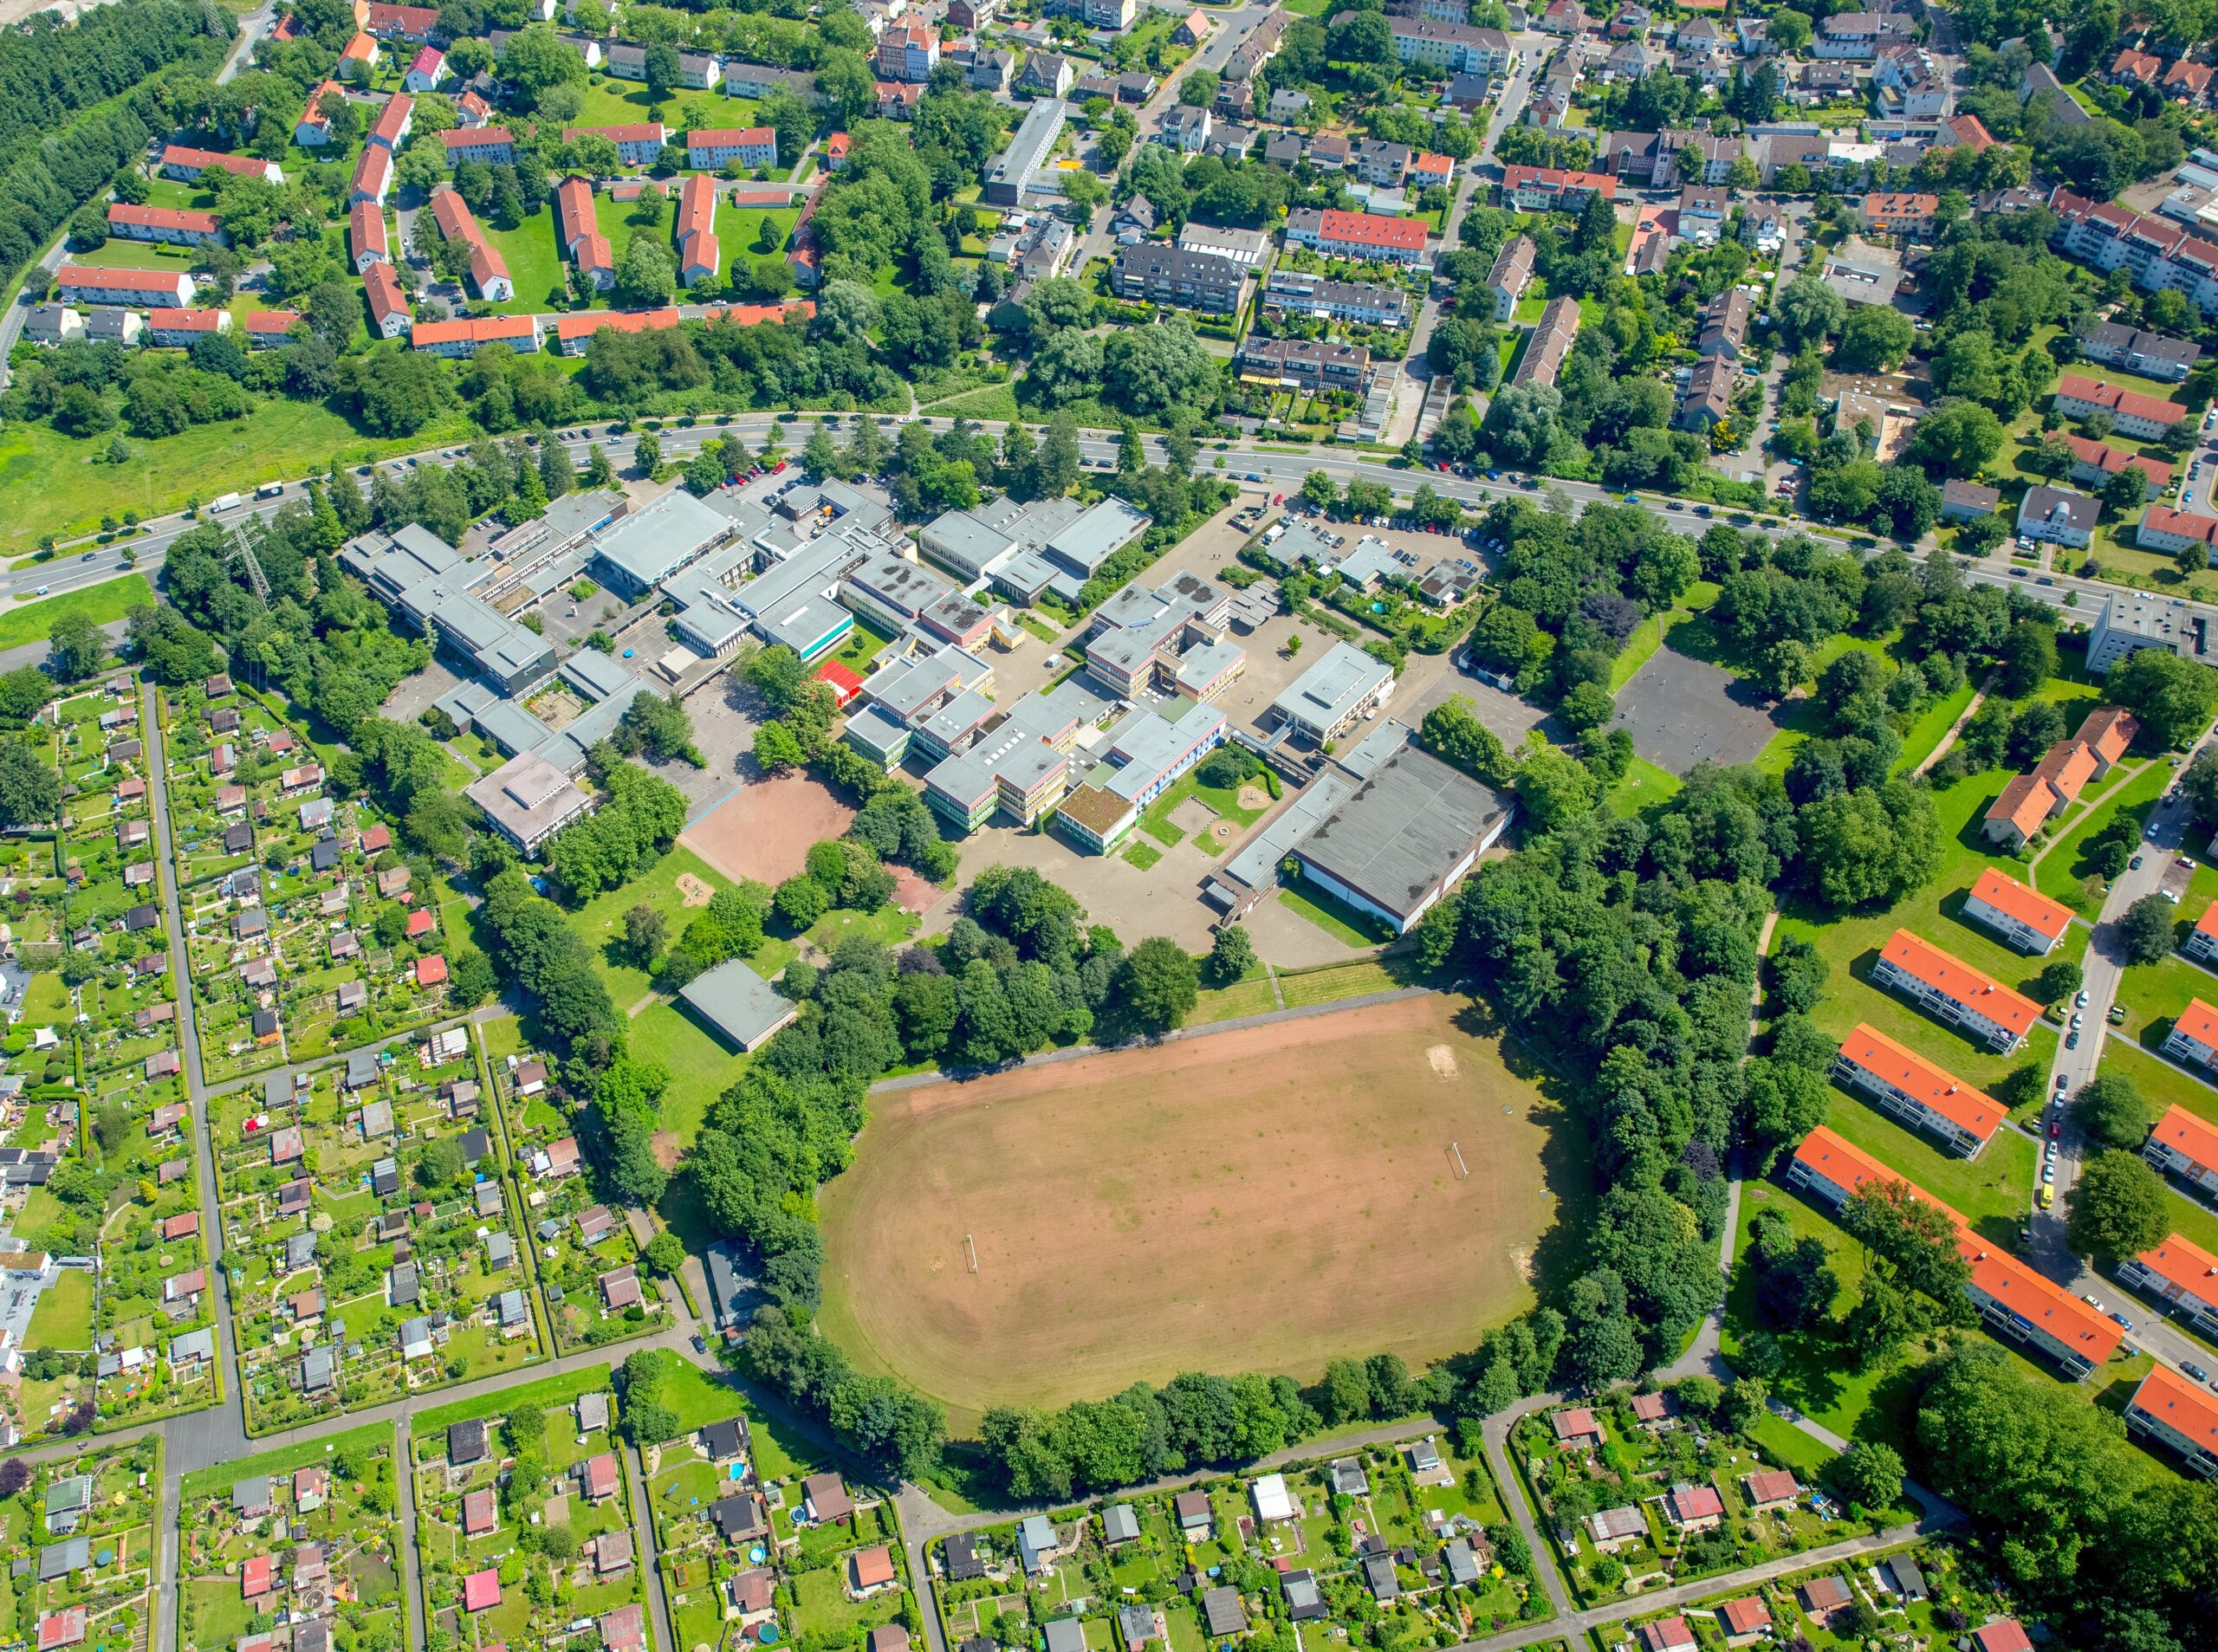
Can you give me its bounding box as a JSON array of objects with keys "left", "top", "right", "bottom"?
[
  {"left": 623, "top": 904, "right": 667, "bottom": 968},
  {"left": 0, "top": 744, "right": 62, "bottom": 830},
  {"left": 1836, "top": 305, "right": 1916, "bottom": 373},
  {"left": 1179, "top": 68, "right": 1217, "bottom": 105},
  {"left": 2109, "top": 646, "right": 2218, "bottom": 748},
  {"left": 47, "top": 612, "right": 107, "bottom": 681},
  {"left": 2072, "top": 1070, "right": 2153, "bottom": 1150},
  {"left": 632, "top": 430, "right": 662, "bottom": 479},
  {"left": 1119, "top": 936, "right": 1199, "bottom": 1032},
  {"left": 503, "top": 26, "right": 588, "bottom": 104},
  {"left": 644, "top": 41, "right": 683, "bottom": 102},
  {"left": 2065, "top": 1149, "right": 2173, "bottom": 1260},
  {"left": 1998, "top": 617, "right": 2059, "bottom": 697},
  {"left": 1828, "top": 1440, "right": 1903, "bottom": 1512},
  {"left": 2119, "top": 893, "right": 2176, "bottom": 964},
  {"left": 2030, "top": 958, "right": 2082, "bottom": 1004},
  {"left": 1206, "top": 924, "right": 1255, "bottom": 987},
  {"left": 617, "top": 236, "right": 677, "bottom": 307}
]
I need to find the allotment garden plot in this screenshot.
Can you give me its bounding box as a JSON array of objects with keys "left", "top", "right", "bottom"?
[
  {"left": 15, "top": 1437, "right": 164, "bottom": 1652},
  {"left": 176, "top": 1424, "right": 406, "bottom": 1652},
  {"left": 215, "top": 1034, "right": 545, "bottom": 1435},
  {"left": 412, "top": 1379, "right": 656, "bottom": 1652},
  {"left": 931, "top": 1432, "right": 1541, "bottom": 1652},
  {"left": 818, "top": 994, "right": 1560, "bottom": 1418},
  {"left": 159, "top": 680, "right": 456, "bottom": 1082}
]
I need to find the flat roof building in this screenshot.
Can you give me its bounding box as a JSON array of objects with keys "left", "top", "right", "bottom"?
[
  {"left": 590, "top": 487, "right": 735, "bottom": 596},
  {"left": 466, "top": 753, "right": 595, "bottom": 852},
  {"left": 1270, "top": 641, "right": 1396, "bottom": 744},
  {"left": 680, "top": 957, "right": 801, "bottom": 1051}
]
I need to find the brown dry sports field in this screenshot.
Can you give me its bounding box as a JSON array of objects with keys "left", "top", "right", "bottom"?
[{"left": 816, "top": 994, "right": 1560, "bottom": 1423}]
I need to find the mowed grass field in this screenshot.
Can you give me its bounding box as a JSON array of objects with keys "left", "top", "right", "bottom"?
[{"left": 817, "top": 994, "right": 1564, "bottom": 1425}]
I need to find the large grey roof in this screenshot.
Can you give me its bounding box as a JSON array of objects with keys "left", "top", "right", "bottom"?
[
  {"left": 1272, "top": 641, "right": 1393, "bottom": 735},
  {"left": 680, "top": 957, "right": 799, "bottom": 1049},
  {"left": 1043, "top": 497, "right": 1151, "bottom": 578},
  {"left": 1295, "top": 740, "right": 1507, "bottom": 922},
  {"left": 589, "top": 487, "right": 732, "bottom": 590}
]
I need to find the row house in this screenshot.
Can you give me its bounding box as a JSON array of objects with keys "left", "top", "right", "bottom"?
[
  {"left": 1485, "top": 233, "right": 1536, "bottom": 321},
  {"left": 2136, "top": 505, "right": 2218, "bottom": 563},
  {"left": 1981, "top": 705, "right": 2137, "bottom": 849},
  {"left": 159, "top": 145, "right": 282, "bottom": 185},
  {"left": 1500, "top": 164, "right": 1614, "bottom": 211},
  {"left": 1695, "top": 286, "right": 1750, "bottom": 360},
  {"left": 429, "top": 187, "right": 513, "bottom": 301},
  {"left": 350, "top": 201, "right": 389, "bottom": 271},
  {"left": 441, "top": 126, "right": 516, "bottom": 166},
  {"left": 2066, "top": 434, "right": 2172, "bottom": 500},
  {"left": 108, "top": 204, "right": 223, "bottom": 248},
  {"left": 2051, "top": 190, "right": 2218, "bottom": 318},
  {"left": 688, "top": 126, "right": 777, "bottom": 170},
  {"left": 2124, "top": 1365, "right": 2218, "bottom": 1478},
  {"left": 1676, "top": 355, "right": 1732, "bottom": 432},
  {"left": 675, "top": 173, "right": 719, "bottom": 288},
  {"left": 2111, "top": 46, "right": 2165, "bottom": 87},
  {"left": 1961, "top": 866, "right": 2074, "bottom": 956},
  {"left": 2079, "top": 320, "right": 2202, "bottom": 381},
  {"left": 2146, "top": 1102, "right": 2218, "bottom": 1203},
  {"left": 1787, "top": 1126, "right": 2121, "bottom": 1378},
  {"left": 1388, "top": 16, "right": 1516, "bottom": 75},
  {"left": 565, "top": 122, "right": 667, "bottom": 165},
  {"left": 411, "top": 314, "right": 541, "bottom": 356},
  {"left": 364, "top": 262, "right": 410, "bottom": 337},
  {"left": 1813, "top": 10, "right": 1913, "bottom": 57},
  {"left": 146, "top": 308, "right": 230, "bottom": 348},
  {"left": 1832, "top": 1023, "right": 2004, "bottom": 1158},
  {"left": 605, "top": 42, "right": 720, "bottom": 87},
  {"left": 1235, "top": 337, "right": 1374, "bottom": 394},
  {"left": 55, "top": 265, "right": 194, "bottom": 308},
  {"left": 555, "top": 175, "right": 614, "bottom": 291},
  {"left": 2117, "top": 1232, "right": 2218, "bottom": 1342},
  {"left": 366, "top": 2, "right": 439, "bottom": 40},
  {"left": 1870, "top": 929, "right": 2041, "bottom": 1053},
  {"left": 243, "top": 310, "right": 300, "bottom": 349},
  {"left": 876, "top": 19, "right": 939, "bottom": 81},
  {"left": 1109, "top": 243, "right": 1245, "bottom": 312},
  {"left": 1514, "top": 295, "right": 1580, "bottom": 390},
  {"left": 1281, "top": 207, "right": 1429, "bottom": 264},
  {"left": 552, "top": 307, "right": 678, "bottom": 354},
  {"left": 1261, "top": 270, "right": 1411, "bottom": 327},
  {"left": 2053, "top": 373, "right": 2189, "bottom": 438}
]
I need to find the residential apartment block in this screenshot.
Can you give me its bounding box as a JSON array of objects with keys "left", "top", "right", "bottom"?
[
  {"left": 1870, "top": 929, "right": 2041, "bottom": 1053},
  {"left": 2051, "top": 189, "right": 2218, "bottom": 318},
  {"left": 1512, "top": 296, "right": 1580, "bottom": 389},
  {"left": 1500, "top": 164, "right": 1615, "bottom": 210},
  {"left": 1261, "top": 270, "right": 1412, "bottom": 327},
  {"left": 1109, "top": 243, "right": 1247, "bottom": 312},
  {"left": 1981, "top": 705, "right": 2137, "bottom": 848},
  {"left": 1486, "top": 234, "right": 1536, "bottom": 321},
  {"left": 2188, "top": 899, "right": 2218, "bottom": 963},
  {"left": 2117, "top": 1232, "right": 2218, "bottom": 1341},
  {"left": 2164, "top": 999, "right": 2218, "bottom": 1074},
  {"left": 1832, "top": 1023, "right": 2004, "bottom": 1156},
  {"left": 2136, "top": 505, "right": 2218, "bottom": 562},
  {"left": 1281, "top": 207, "right": 1430, "bottom": 263},
  {"left": 2146, "top": 1101, "right": 2218, "bottom": 1204},
  {"left": 2053, "top": 373, "right": 2189, "bottom": 438},
  {"left": 2079, "top": 320, "right": 2201, "bottom": 381},
  {"left": 2124, "top": 1364, "right": 2218, "bottom": 1478},
  {"left": 107, "top": 204, "right": 223, "bottom": 247},
  {"left": 1961, "top": 866, "right": 2073, "bottom": 956},
  {"left": 1235, "top": 336, "right": 1374, "bottom": 394}
]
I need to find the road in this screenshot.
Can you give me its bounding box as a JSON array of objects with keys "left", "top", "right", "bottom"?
[
  {"left": 0, "top": 4, "right": 269, "bottom": 390},
  {"left": 2034, "top": 725, "right": 2218, "bottom": 1385}
]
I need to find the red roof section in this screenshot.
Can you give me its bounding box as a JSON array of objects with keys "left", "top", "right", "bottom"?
[
  {"left": 2131, "top": 1230, "right": 2218, "bottom": 1299},
  {"left": 2128, "top": 1362, "right": 2218, "bottom": 1458},
  {"left": 58, "top": 264, "right": 191, "bottom": 294},
  {"left": 417, "top": 955, "right": 449, "bottom": 986},
  {"left": 371, "top": 94, "right": 414, "bottom": 146},
  {"left": 2057, "top": 373, "right": 2188, "bottom": 426},
  {"left": 1878, "top": 930, "right": 2042, "bottom": 1037},
  {"left": 2141, "top": 505, "right": 2218, "bottom": 547},
  {"left": 364, "top": 262, "right": 407, "bottom": 324},
  {"left": 1501, "top": 163, "right": 1617, "bottom": 198},
  {"left": 1966, "top": 866, "right": 2073, "bottom": 941},
  {"left": 110, "top": 203, "right": 218, "bottom": 235},
  {"left": 2153, "top": 1100, "right": 2218, "bottom": 1167},
  {"left": 2173, "top": 999, "right": 2218, "bottom": 1053},
  {"left": 1315, "top": 208, "right": 1429, "bottom": 250},
  {"left": 1838, "top": 1023, "right": 2003, "bottom": 1143}
]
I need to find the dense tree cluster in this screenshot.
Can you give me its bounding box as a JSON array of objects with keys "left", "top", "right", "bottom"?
[{"left": 542, "top": 760, "right": 690, "bottom": 899}]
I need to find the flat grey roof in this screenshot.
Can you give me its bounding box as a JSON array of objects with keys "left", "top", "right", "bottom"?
[
  {"left": 1045, "top": 496, "right": 1151, "bottom": 577},
  {"left": 680, "top": 957, "right": 800, "bottom": 1049},
  {"left": 590, "top": 487, "right": 731, "bottom": 590},
  {"left": 1296, "top": 741, "right": 1507, "bottom": 922},
  {"left": 1273, "top": 640, "right": 1392, "bottom": 735}
]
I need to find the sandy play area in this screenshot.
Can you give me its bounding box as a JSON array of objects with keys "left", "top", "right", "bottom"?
[{"left": 678, "top": 772, "right": 856, "bottom": 888}]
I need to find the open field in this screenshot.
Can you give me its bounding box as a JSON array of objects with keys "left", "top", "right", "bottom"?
[
  {"left": 817, "top": 994, "right": 1564, "bottom": 1424},
  {"left": 0, "top": 574, "right": 152, "bottom": 652}
]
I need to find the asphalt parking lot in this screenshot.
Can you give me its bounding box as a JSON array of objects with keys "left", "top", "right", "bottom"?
[{"left": 1611, "top": 647, "right": 1784, "bottom": 772}]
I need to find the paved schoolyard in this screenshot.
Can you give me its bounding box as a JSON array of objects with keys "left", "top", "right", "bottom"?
[{"left": 1611, "top": 647, "right": 1784, "bottom": 772}]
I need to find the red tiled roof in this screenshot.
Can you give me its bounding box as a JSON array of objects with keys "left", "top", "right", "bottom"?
[
  {"left": 1314, "top": 208, "right": 1429, "bottom": 250},
  {"left": 371, "top": 94, "right": 414, "bottom": 146},
  {"left": 148, "top": 308, "right": 224, "bottom": 334},
  {"left": 58, "top": 264, "right": 191, "bottom": 294},
  {"left": 364, "top": 262, "right": 407, "bottom": 324},
  {"left": 1501, "top": 163, "right": 1617, "bottom": 198},
  {"left": 1838, "top": 1023, "right": 2003, "bottom": 1143},
  {"left": 1967, "top": 866, "right": 2073, "bottom": 942},
  {"left": 1878, "top": 930, "right": 2042, "bottom": 1037},
  {"left": 410, "top": 314, "right": 538, "bottom": 348},
  {"left": 110, "top": 203, "right": 218, "bottom": 235},
  {"left": 2174, "top": 1000, "right": 2218, "bottom": 1053},
  {"left": 161, "top": 145, "right": 267, "bottom": 176},
  {"left": 2063, "top": 432, "right": 2173, "bottom": 488},
  {"left": 2129, "top": 1362, "right": 2218, "bottom": 1456},
  {"left": 2057, "top": 373, "right": 2188, "bottom": 426},
  {"left": 1718, "top": 1600, "right": 1770, "bottom": 1636},
  {"left": 2142, "top": 505, "right": 2218, "bottom": 546},
  {"left": 552, "top": 308, "right": 682, "bottom": 344},
  {"left": 1986, "top": 774, "right": 2052, "bottom": 839},
  {"left": 2131, "top": 1230, "right": 2218, "bottom": 1299},
  {"left": 442, "top": 126, "right": 515, "bottom": 148}
]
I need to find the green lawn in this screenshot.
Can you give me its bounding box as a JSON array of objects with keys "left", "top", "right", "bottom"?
[
  {"left": 178, "top": 1422, "right": 392, "bottom": 1501},
  {"left": 1893, "top": 681, "right": 1978, "bottom": 776},
  {"left": 410, "top": 1362, "right": 613, "bottom": 1440},
  {"left": 0, "top": 406, "right": 473, "bottom": 555},
  {"left": 2033, "top": 760, "right": 2167, "bottom": 913},
  {"left": 1275, "top": 878, "right": 1393, "bottom": 948},
  {"left": 1608, "top": 755, "right": 1683, "bottom": 816},
  {"left": 1778, "top": 765, "right": 2061, "bottom": 1105},
  {"left": 25, "top": 1267, "right": 95, "bottom": 1350},
  {"left": 564, "top": 844, "right": 751, "bottom": 1011},
  {"left": 477, "top": 208, "right": 573, "bottom": 314},
  {"left": 19, "top": 972, "right": 72, "bottom": 1020},
  {"left": 1819, "top": 1093, "right": 2039, "bottom": 1237},
  {"left": 631, "top": 996, "right": 744, "bottom": 1145},
  {"left": 0, "top": 574, "right": 154, "bottom": 652}
]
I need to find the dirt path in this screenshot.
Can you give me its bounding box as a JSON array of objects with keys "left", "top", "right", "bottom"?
[
  {"left": 1913, "top": 676, "right": 1989, "bottom": 776},
  {"left": 2026, "top": 758, "right": 2150, "bottom": 876}
]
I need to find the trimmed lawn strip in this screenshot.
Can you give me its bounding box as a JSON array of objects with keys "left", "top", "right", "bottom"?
[
  {"left": 179, "top": 1421, "right": 392, "bottom": 1501},
  {"left": 25, "top": 1267, "right": 95, "bottom": 1349},
  {"left": 0, "top": 574, "right": 155, "bottom": 653},
  {"left": 409, "top": 1361, "right": 613, "bottom": 1439},
  {"left": 2033, "top": 760, "right": 2166, "bottom": 913}
]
